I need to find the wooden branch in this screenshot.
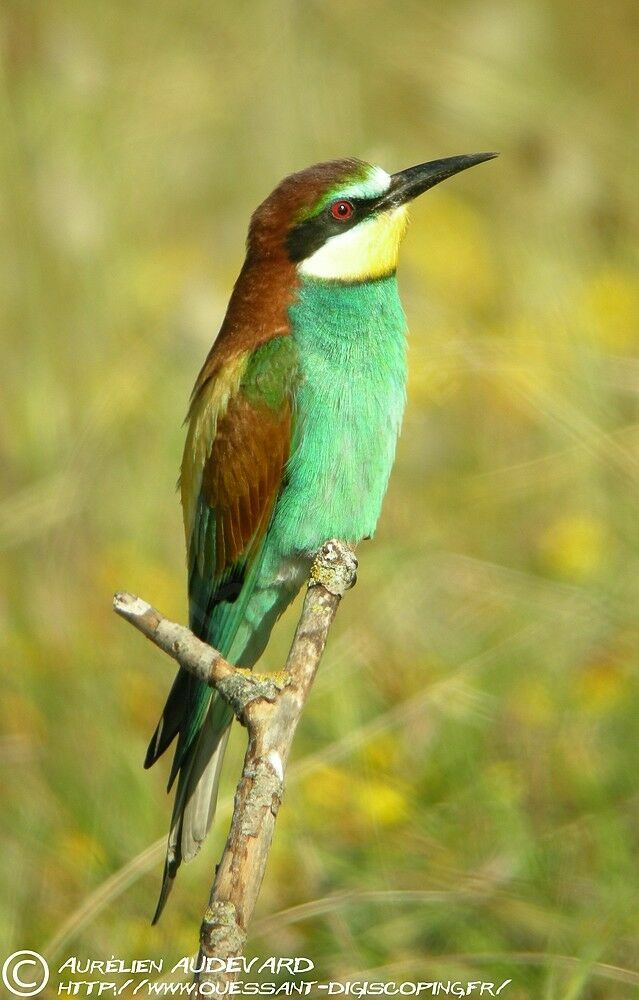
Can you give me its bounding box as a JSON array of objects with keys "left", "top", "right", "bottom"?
[
  {"left": 113, "top": 539, "right": 357, "bottom": 995},
  {"left": 113, "top": 593, "right": 287, "bottom": 714}
]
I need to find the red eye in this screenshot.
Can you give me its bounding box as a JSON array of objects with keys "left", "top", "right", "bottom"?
[{"left": 330, "top": 199, "right": 354, "bottom": 220}]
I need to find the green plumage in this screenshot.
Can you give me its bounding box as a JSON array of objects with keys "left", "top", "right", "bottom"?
[
  {"left": 192, "top": 273, "right": 406, "bottom": 666},
  {"left": 150, "top": 272, "right": 407, "bottom": 920},
  {"left": 242, "top": 336, "right": 299, "bottom": 410},
  {"left": 145, "top": 150, "right": 495, "bottom": 921}
]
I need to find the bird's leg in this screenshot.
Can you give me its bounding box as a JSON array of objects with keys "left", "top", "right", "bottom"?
[
  {"left": 216, "top": 667, "right": 290, "bottom": 723},
  {"left": 234, "top": 666, "right": 289, "bottom": 689}
]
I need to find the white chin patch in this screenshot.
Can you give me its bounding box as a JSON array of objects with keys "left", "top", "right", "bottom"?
[{"left": 299, "top": 205, "right": 409, "bottom": 282}]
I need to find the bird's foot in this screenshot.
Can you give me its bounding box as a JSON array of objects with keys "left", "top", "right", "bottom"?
[
  {"left": 234, "top": 667, "right": 289, "bottom": 690},
  {"left": 217, "top": 667, "right": 290, "bottom": 720}
]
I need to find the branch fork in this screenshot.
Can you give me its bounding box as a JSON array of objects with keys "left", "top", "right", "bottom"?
[{"left": 114, "top": 539, "right": 357, "bottom": 995}]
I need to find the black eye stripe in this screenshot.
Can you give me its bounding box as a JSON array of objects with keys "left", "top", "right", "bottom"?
[{"left": 286, "top": 196, "right": 382, "bottom": 263}]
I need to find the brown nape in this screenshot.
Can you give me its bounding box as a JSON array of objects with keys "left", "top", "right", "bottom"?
[
  {"left": 190, "top": 160, "right": 367, "bottom": 398},
  {"left": 191, "top": 254, "right": 294, "bottom": 395}
]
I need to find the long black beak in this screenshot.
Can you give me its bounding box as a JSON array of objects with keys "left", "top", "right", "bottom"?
[{"left": 377, "top": 152, "right": 498, "bottom": 211}]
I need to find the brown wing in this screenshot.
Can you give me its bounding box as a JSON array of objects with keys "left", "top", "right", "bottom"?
[
  {"left": 183, "top": 334, "right": 299, "bottom": 635},
  {"left": 146, "top": 338, "right": 297, "bottom": 771},
  {"left": 199, "top": 391, "right": 291, "bottom": 577}
]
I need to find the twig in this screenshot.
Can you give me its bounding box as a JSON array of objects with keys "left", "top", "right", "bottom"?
[{"left": 113, "top": 539, "right": 357, "bottom": 994}]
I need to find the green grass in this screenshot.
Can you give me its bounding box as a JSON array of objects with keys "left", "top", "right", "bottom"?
[{"left": 1, "top": 1, "right": 639, "bottom": 996}]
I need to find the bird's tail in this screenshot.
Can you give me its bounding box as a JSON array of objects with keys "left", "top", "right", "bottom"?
[{"left": 151, "top": 693, "right": 233, "bottom": 924}]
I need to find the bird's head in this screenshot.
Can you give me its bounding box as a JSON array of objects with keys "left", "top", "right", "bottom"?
[{"left": 247, "top": 153, "right": 497, "bottom": 282}]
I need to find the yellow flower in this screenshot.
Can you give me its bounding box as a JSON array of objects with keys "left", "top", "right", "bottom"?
[
  {"left": 353, "top": 780, "right": 408, "bottom": 828},
  {"left": 576, "top": 660, "right": 627, "bottom": 713},
  {"left": 302, "top": 767, "right": 408, "bottom": 830},
  {"left": 581, "top": 269, "right": 639, "bottom": 353},
  {"left": 303, "top": 765, "right": 351, "bottom": 814},
  {"left": 358, "top": 733, "right": 401, "bottom": 772},
  {"left": 538, "top": 513, "right": 609, "bottom": 580}
]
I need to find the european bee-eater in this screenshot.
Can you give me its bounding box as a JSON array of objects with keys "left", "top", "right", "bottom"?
[{"left": 146, "top": 152, "right": 496, "bottom": 920}]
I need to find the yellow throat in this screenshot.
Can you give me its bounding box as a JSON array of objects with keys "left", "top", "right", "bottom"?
[{"left": 299, "top": 205, "right": 409, "bottom": 282}]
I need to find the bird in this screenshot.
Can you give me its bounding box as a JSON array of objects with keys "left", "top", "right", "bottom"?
[{"left": 145, "top": 151, "right": 497, "bottom": 921}]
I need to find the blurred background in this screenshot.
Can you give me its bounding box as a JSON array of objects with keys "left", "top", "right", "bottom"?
[{"left": 1, "top": 1, "right": 639, "bottom": 996}]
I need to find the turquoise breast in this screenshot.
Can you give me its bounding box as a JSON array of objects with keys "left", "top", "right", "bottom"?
[{"left": 271, "top": 274, "right": 407, "bottom": 554}]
